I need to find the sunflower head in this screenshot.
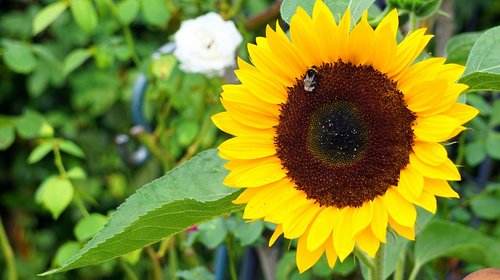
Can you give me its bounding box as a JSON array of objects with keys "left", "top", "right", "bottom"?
[{"left": 212, "top": 0, "right": 478, "bottom": 273}]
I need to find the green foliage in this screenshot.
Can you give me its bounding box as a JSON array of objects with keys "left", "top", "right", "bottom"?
[
  {"left": 460, "top": 26, "right": 500, "bottom": 92},
  {"left": 42, "top": 150, "right": 243, "bottom": 274},
  {"left": 280, "top": 0, "right": 375, "bottom": 23}
]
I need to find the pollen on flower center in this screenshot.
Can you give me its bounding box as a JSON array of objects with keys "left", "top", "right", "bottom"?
[
  {"left": 275, "top": 61, "right": 416, "bottom": 208},
  {"left": 307, "top": 101, "right": 369, "bottom": 166}
]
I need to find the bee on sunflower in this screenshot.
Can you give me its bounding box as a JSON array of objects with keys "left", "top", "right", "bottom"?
[{"left": 212, "top": 0, "right": 478, "bottom": 273}]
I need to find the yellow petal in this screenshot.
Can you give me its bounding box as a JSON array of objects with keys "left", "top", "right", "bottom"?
[
  {"left": 333, "top": 207, "right": 355, "bottom": 261},
  {"left": 235, "top": 69, "right": 287, "bottom": 104},
  {"left": 233, "top": 187, "right": 260, "bottom": 204},
  {"left": 248, "top": 42, "right": 295, "bottom": 87},
  {"left": 423, "top": 178, "right": 459, "bottom": 198},
  {"left": 312, "top": 0, "right": 339, "bottom": 63},
  {"left": 307, "top": 207, "right": 339, "bottom": 251},
  {"left": 296, "top": 230, "right": 325, "bottom": 273},
  {"left": 388, "top": 216, "right": 415, "bottom": 240},
  {"left": 376, "top": 9, "right": 399, "bottom": 36},
  {"left": 410, "top": 154, "right": 461, "bottom": 181},
  {"left": 383, "top": 187, "right": 416, "bottom": 228},
  {"left": 221, "top": 99, "right": 278, "bottom": 129},
  {"left": 243, "top": 185, "right": 280, "bottom": 220},
  {"left": 337, "top": 8, "right": 351, "bottom": 61},
  {"left": 397, "top": 57, "right": 446, "bottom": 92},
  {"left": 443, "top": 103, "right": 479, "bottom": 125},
  {"left": 413, "top": 115, "right": 461, "bottom": 143},
  {"left": 212, "top": 112, "right": 276, "bottom": 138},
  {"left": 405, "top": 80, "right": 447, "bottom": 113},
  {"left": 283, "top": 202, "right": 321, "bottom": 239},
  {"left": 435, "top": 63, "right": 466, "bottom": 82},
  {"left": 352, "top": 201, "right": 373, "bottom": 237},
  {"left": 355, "top": 227, "right": 380, "bottom": 258},
  {"left": 266, "top": 189, "right": 309, "bottom": 223},
  {"left": 414, "top": 190, "right": 437, "bottom": 213},
  {"left": 266, "top": 23, "right": 306, "bottom": 75},
  {"left": 224, "top": 156, "right": 286, "bottom": 188},
  {"left": 370, "top": 23, "right": 397, "bottom": 73},
  {"left": 324, "top": 235, "right": 338, "bottom": 268},
  {"left": 398, "top": 164, "right": 424, "bottom": 200},
  {"left": 290, "top": 7, "right": 322, "bottom": 67},
  {"left": 269, "top": 224, "right": 283, "bottom": 246},
  {"left": 412, "top": 141, "right": 448, "bottom": 166},
  {"left": 370, "top": 196, "right": 388, "bottom": 243},
  {"left": 347, "top": 11, "right": 374, "bottom": 65},
  {"left": 390, "top": 29, "right": 433, "bottom": 79},
  {"left": 218, "top": 136, "right": 275, "bottom": 160}
]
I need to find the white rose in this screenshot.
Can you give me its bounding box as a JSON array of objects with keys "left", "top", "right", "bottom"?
[{"left": 174, "top": 12, "right": 243, "bottom": 77}]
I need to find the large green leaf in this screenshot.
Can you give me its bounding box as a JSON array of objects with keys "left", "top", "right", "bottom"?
[
  {"left": 32, "top": 2, "right": 69, "bottom": 35},
  {"left": 445, "top": 32, "right": 482, "bottom": 65},
  {"left": 459, "top": 26, "right": 500, "bottom": 92},
  {"left": 415, "top": 219, "right": 500, "bottom": 270},
  {"left": 280, "top": 0, "right": 374, "bottom": 24},
  {"left": 41, "top": 149, "right": 242, "bottom": 275}
]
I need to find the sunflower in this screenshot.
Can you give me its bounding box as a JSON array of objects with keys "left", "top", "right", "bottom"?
[{"left": 212, "top": 0, "right": 478, "bottom": 272}]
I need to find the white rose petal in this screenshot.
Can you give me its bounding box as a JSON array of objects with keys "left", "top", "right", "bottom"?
[{"left": 174, "top": 12, "right": 243, "bottom": 77}]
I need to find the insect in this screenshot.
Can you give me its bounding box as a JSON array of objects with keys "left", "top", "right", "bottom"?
[{"left": 303, "top": 67, "right": 319, "bottom": 92}]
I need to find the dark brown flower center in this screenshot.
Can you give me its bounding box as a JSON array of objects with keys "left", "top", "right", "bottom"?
[{"left": 275, "top": 61, "right": 416, "bottom": 208}]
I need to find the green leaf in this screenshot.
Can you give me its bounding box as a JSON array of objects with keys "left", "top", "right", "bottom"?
[
  {"left": 70, "top": 0, "right": 98, "bottom": 33},
  {"left": 176, "top": 120, "right": 199, "bottom": 147},
  {"left": 33, "top": 2, "right": 69, "bottom": 35},
  {"left": 41, "top": 149, "right": 242, "bottom": 275},
  {"left": 2, "top": 41, "right": 37, "bottom": 74},
  {"left": 59, "top": 140, "right": 85, "bottom": 158},
  {"left": 489, "top": 99, "right": 500, "bottom": 127},
  {"left": 280, "top": 0, "right": 374, "bottom": 25},
  {"left": 62, "top": 48, "right": 92, "bottom": 76},
  {"left": 36, "top": 176, "right": 74, "bottom": 219},
  {"left": 470, "top": 194, "right": 500, "bottom": 220},
  {"left": 152, "top": 55, "right": 176, "bottom": 79},
  {"left": 117, "top": 0, "right": 139, "bottom": 25},
  {"left": 485, "top": 132, "right": 500, "bottom": 159},
  {"left": 15, "top": 110, "right": 54, "bottom": 139},
  {"left": 0, "top": 124, "right": 15, "bottom": 150},
  {"left": 140, "top": 0, "right": 170, "bottom": 27},
  {"left": 445, "top": 32, "right": 482, "bottom": 65},
  {"left": 234, "top": 220, "right": 264, "bottom": 246},
  {"left": 74, "top": 213, "right": 108, "bottom": 241},
  {"left": 54, "top": 242, "right": 81, "bottom": 267},
  {"left": 28, "top": 140, "right": 54, "bottom": 164},
  {"left": 415, "top": 219, "right": 500, "bottom": 269},
  {"left": 465, "top": 140, "right": 486, "bottom": 167},
  {"left": 413, "top": 0, "right": 442, "bottom": 18},
  {"left": 466, "top": 94, "right": 491, "bottom": 116},
  {"left": 198, "top": 217, "right": 228, "bottom": 249},
  {"left": 460, "top": 26, "right": 500, "bottom": 92}
]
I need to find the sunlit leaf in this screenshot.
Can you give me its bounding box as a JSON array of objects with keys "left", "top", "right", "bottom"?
[
  {"left": 33, "top": 2, "right": 68, "bottom": 35},
  {"left": 41, "top": 149, "right": 242, "bottom": 275}
]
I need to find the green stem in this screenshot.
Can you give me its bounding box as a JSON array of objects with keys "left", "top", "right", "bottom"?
[
  {"left": 178, "top": 113, "right": 212, "bottom": 164},
  {"left": 105, "top": 0, "right": 141, "bottom": 67},
  {"left": 409, "top": 12, "right": 419, "bottom": 33},
  {"left": 372, "top": 243, "right": 385, "bottom": 280},
  {"left": 226, "top": 236, "right": 238, "bottom": 280},
  {"left": 408, "top": 263, "right": 421, "bottom": 280},
  {"left": 145, "top": 246, "right": 163, "bottom": 280},
  {"left": 0, "top": 217, "right": 17, "bottom": 280},
  {"left": 354, "top": 246, "right": 375, "bottom": 271},
  {"left": 119, "top": 258, "right": 139, "bottom": 280},
  {"left": 393, "top": 244, "right": 407, "bottom": 280},
  {"left": 168, "top": 237, "right": 179, "bottom": 280}
]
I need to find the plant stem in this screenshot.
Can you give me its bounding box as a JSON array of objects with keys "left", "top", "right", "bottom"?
[
  {"left": 119, "top": 258, "right": 139, "bottom": 280},
  {"left": 408, "top": 263, "right": 421, "bottom": 280},
  {"left": 394, "top": 244, "right": 406, "bottom": 280},
  {"left": 168, "top": 237, "right": 179, "bottom": 280},
  {"left": 146, "top": 245, "right": 163, "bottom": 280},
  {"left": 409, "top": 12, "right": 419, "bottom": 33},
  {"left": 0, "top": 217, "right": 17, "bottom": 280},
  {"left": 354, "top": 246, "right": 375, "bottom": 271},
  {"left": 226, "top": 235, "right": 238, "bottom": 280},
  {"left": 372, "top": 243, "right": 385, "bottom": 280}
]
